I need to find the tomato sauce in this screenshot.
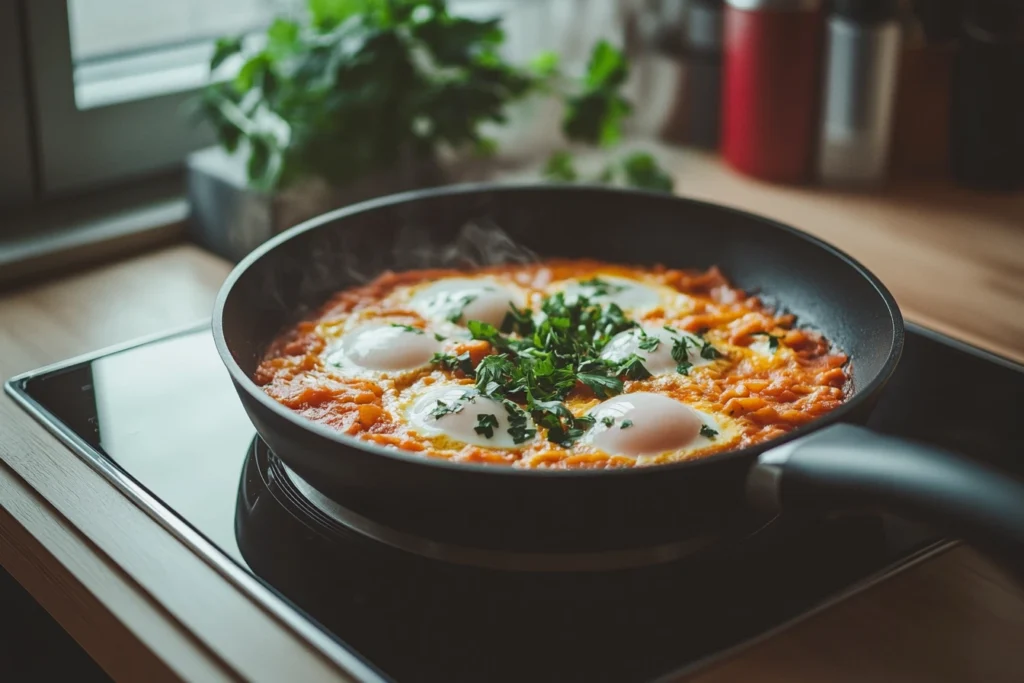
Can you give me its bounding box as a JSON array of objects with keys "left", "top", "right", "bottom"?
[{"left": 255, "top": 261, "right": 850, "bottom": 469}]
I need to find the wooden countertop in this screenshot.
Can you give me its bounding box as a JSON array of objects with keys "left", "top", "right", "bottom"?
[{"left": 2, "top": 149, "right": 1023, "bottom": 682}]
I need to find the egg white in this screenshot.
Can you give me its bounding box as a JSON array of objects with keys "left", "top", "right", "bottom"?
[
  {"left": 553, "top": 274, "right": 694, "bottom": 317},
  {"left": 321, "top": 320, "right": 443, "bottom": 379},
  {"left": 582, "top": 392, "right": 742, "bottom": 463},
  {"left": 635, "top": 412, "right": 740, "bottom": 465},
  {"left": 407, "top": 276, "right": 526, "bottom": 330},
  {"left": 402, "top": 382, "right": 536, "bottom": 450},
  {"left": 317, "top": 272, "right": 748, "bottom": 461},
  {"left": 600, "top": 324, "right": 718, "bottom": 377}
]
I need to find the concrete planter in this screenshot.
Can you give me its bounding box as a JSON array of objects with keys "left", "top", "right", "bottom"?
[{"left": 186, "top": 146, "right": 445, "bottom": 262}]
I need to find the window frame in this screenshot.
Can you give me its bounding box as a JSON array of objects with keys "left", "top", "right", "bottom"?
[
  {"left": 23, "top": 0, "right": 215, "bottom": 197},
  {"left": 0, "top": 2, "right": 36, "bottom": 207}
]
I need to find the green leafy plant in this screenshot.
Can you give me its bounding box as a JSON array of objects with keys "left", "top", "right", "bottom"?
[
  {"left": 199, "top": 0, "right": 533, "bottom": 190},
  {"left": 561, "top": 40, "right": 632, "bottom": 147},
  {"left": 197, "top": 0, "right": 672, "bottom": 193},
  {"left": 543, "top": 40, "right": 673, "bottom": 191}
]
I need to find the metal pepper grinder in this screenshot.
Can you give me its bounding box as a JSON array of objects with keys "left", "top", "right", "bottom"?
[
  {"left": 682, "top": 0, "right": 726, "bottom": 148},
  {"left": 817, "top": 0, "right": 902, "bottom": 186}
]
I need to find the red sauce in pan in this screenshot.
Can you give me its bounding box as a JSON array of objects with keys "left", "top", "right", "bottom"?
[{"left": 254, "top": 261, "right": 850, "bottom": 469}]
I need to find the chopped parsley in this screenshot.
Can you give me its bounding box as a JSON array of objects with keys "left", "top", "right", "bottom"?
[
  {"left": 637, "top": 328, "right": 661, "bottom": 352},
  {"left": 600, "top": 416, "right": 615, "bottom": 428},
  {"left": 466, "top": 320, "right": 508, "bottom": 350},
  {"left": 577, "top": 372, "right": 623, "bottom": 398},
  {"left": 434, "top": 332, "right": 446, "bottom": 342},
  {"left": 670, "top": 335, "right": 693, "bottom": 375},
  {"left": 530, "top": 399, "right": 594, "bottom": 447},
  {"left": 620, "top": 419, "right": 634, "bottom": 429},
  {"left": 500, "top": 302, "right": 535, "bottom": 336},
  {"left": 577, "top": 276, "right": 626, "bottom": 298},
  {"left": 613, "top": 353, "right": 652, "bottom": 380},
  {"left": 751, "top": 331, "right": 781, "bottom": 352},
  {"left": 502, "top": 400, "right": 537, "bottom": 444},
  {"left": 700, "top": 339, "right": 722, "bottom": 360},
  {"left": 431, "top": 351, "right": 474, "bottom": 375},
  {"left": 474, "top": 354, "right": 513, "bottom": 397},
  {"left": 430, "top": 288, "right": 652, "bottom": 446},
  {"left": 664, "top": 327, "right": 721, "bottom": 366},
  {"left": 390, "top": 323, "right": 424, "bottom": 334},
  {"left": 430, "top": 394, "right": 473, "bottom": 419},
  {"left": 430, "top": 400, "right": 456, "bottom": 419},
  {"left": 474, "top": 414, "right": 500, "bottom": 439},
  {"left": 445, "top": 294, "right": 478, "bottom": 324},
  {"left": 699, "top": 424, "right": 719, "bottom": 439}
]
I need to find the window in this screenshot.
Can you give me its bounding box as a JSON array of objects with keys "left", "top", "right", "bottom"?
[
  {"left": 68, "top": 0, "right": 280, "bottom": 109},
  {"left": 5, "top": 0, "right": 622, "bottom": 207},
  {"left": 21, "top": 0, "right": 282, "bottom": 198}
]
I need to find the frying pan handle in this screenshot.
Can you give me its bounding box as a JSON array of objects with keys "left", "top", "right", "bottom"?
[{"left": 748, "top": 424, "right": 1024, "bottom": 581}]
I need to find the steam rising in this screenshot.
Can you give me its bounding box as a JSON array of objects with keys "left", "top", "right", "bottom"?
[
  {"left": 393, "top": 220, "right": 539, "bottom": 271},
  {"left": 254, "top": 218, "right": 539, "bottom": 318}
]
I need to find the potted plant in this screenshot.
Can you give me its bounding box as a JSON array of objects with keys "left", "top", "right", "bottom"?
[{"left": 188, "top": 0, "right": 672, "bottom": 260}]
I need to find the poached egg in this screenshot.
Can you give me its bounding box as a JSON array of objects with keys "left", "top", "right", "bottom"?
[
  {"left": 405, "top": 384, "right": 536, "bottom": 449},
  {"left": 584, "top": 392, "right": 737, "bottom": 461},
  {"left": 600, "top": 324, "right": 719, "bottom": 376},
  {"left": 324, "top": 322, "right": 441, "bottom": 376}
]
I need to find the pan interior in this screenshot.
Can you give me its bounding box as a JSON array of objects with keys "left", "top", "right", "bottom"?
[
  {"left": 220, "top": 186, "right": 900, "bottom": 402},
  {"left": 214, "top": 185, "right": 903, "bottom": 551}
]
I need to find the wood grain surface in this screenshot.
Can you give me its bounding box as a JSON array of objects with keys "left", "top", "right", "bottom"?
[
  {"left": 1, "top": 151, "right": 1023, "bottom": 682},
  {"left": 0, "top": 246, "right": 351, "bottom": 682}
]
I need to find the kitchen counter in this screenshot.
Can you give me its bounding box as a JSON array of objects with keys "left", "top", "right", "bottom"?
[{"left": 2, "top": 149, "right": 1023, "bottom": 682}]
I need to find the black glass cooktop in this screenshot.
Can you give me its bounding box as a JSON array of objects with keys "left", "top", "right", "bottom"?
[{"left": 7, "top": 324, "right": 1024, "bottom": 682}]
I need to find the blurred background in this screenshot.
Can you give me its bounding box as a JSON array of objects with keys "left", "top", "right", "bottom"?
[
  {"left": 0, "top": 1, "right": 1021, "bottom": 680},
  {"left": 2, "top": 0, "right": 1015, "bottom": 204},
  {"left": 0, "top": 0, "right": 1021, "bottom": 272}
]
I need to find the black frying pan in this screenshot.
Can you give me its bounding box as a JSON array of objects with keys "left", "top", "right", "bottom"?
[{"left": 213, "top": 184, "right": 1024, "bottom": 576}]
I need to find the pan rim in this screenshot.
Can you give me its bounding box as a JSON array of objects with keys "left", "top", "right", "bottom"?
[{"left": 212, "top": 182, "right": 905, "bottom": 480}]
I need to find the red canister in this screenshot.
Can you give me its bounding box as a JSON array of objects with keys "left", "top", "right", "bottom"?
[{"left": 722, "top": 0, "right": 823, "bottom": 182}]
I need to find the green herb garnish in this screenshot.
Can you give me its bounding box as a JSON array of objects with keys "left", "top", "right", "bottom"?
[
  {"left": 434, "top": 332, "right": 446, "bottom": 342},
  {"left": 577, "top": 276, "right": 626, "bottom": 298},
  {"left": 390, "top": 323, "right": 424, "bottom": 334},
  {"left": 445, "top": 294, "right": 478, "bottom": 324},
  {"left": 751, "top": 332, "right": 781, "bottom": 352},
  {"left": 600, "top": 416, "right": 615, "bottom": 428},
  {"left": 431, "top": 396, "right": 469, "bottom": 419},
  {"left": 699, "top": 339, "right": 721, "bottom": 360},
  {"left": 430, "top": 286, "right": 657, "bottom": 446},
  {"left": 500, "top": 302, "right": 535, "bottom": 336},
  {"left": 430, "top": 400, "right": 453, "bottom": 419},
  {"left": 620, "top": 419, "right": 634, "bottom": 429},
  {"left": 637, "top": 328, "right": 660, "bottom": 352},
  {"left": 578, "top": 373, "right": 624, "bottom": 399},
  {"left": 431, "top": 352, "right": 475, "bottom": 375},
  {"left": 671, "top": 335, "right": 693, "bottom": 375},
  {"left": 474, "top": 414, "right": 500, "bottom": 439},
  {"left": 532, "top": 400, "right": 594, "bottom": 447},
  {"left": 700, "top": 424, "right": 718, "bottom": 439},
  {"left": 503, "top": 400, "right": 537, "bottom": 444},
  {"left": 613, "top": 354, "right": 652, "bottom": 380},
  {"left": 430, "top": 391, "right": 477, "bottom": 420}
]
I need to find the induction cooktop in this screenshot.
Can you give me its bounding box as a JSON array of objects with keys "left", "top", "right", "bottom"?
[{"left": 7, "top": 323, "right": 1024, "bottom": 682}]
